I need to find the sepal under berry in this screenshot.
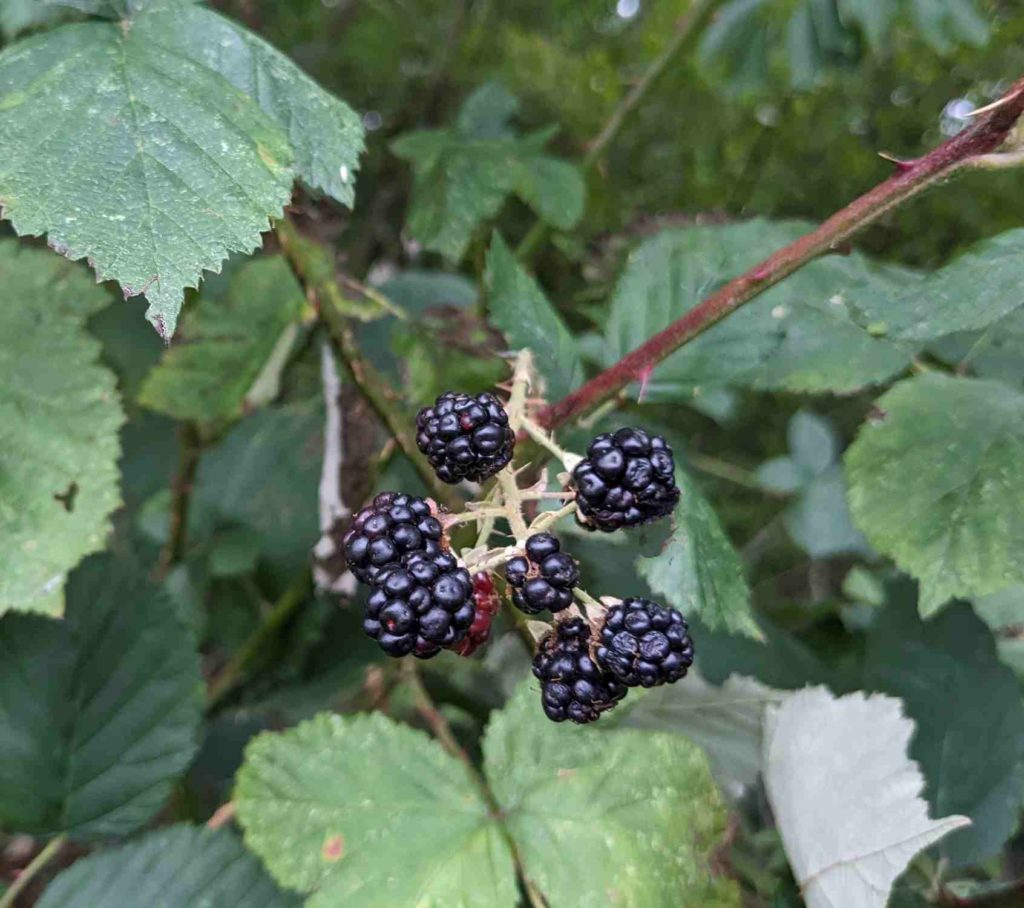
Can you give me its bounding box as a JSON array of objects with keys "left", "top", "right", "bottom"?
[
  {"left": 415, "top": 391, "right": 515, "bottom": 484},
  {"left": 532, "top": 617, "right": 626, "bottom": 724},
  {"left": 596, "top": 597, "right": 694, "bottom": 687},
  {"left": 571, "top": 427, "right": 680, "bottom": 532},
  {"left": 363, "top": 551, "right": 474, "bottom": 658}
]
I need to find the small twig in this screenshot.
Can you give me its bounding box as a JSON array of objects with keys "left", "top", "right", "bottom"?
[
  {"left": 443, "top": 507, "right": 508, "bottom": 526},
  {"left": 528, "top": 501, "right": 578, "bottom": 534},
  {"left": 206, "top": 571, "right": 312, "bottom": 710},
  {"left": 685, "top": 451, "right": 770, "bottom": 494},
  {"left": 519, "top": 417, "right": 582, "bottom": 471},
  {"left": 517, "top": 0, "right": 718, "bottom": 261},
  {"left": 155, "top": 421, "right": 202, "bottom": 579},
  {"left": 534, "top": 75, "right": 1024, "bottom": 431},
  {"left": 206, "top": 802, "right": 237, "bottom": 830},
  {"left": 0, "top": 835, "right": 66, "bottom": 908}
]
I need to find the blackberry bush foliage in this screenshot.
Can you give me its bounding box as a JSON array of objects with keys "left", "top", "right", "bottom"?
[{"left": 3, "top": 2, "right": 1024, "bottom": 906}]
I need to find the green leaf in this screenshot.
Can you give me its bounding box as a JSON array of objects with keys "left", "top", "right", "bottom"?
[
  {"left": 928, "top": 308, "right": 1024, "bottom": 388},
  {"left": 235, "top": 712, "right": 518, "bottom": 908},
  {"left": 137, "top": 4, "right": 364, "bottom": 206},
  {"left": 392, "top": 84, "right": 584, "bottom": 261},
  {"left": 856, "top": 229, "right": 1024, "bottom": 342},
  {"left": 485, "top": 233, "right": 583, "bottom": 401},
  {"left": 483, "top": 683, "right": 742, "bottom": 908},
  {"left": 139, "top": 256, "right": 304, "bottom": 424},
  {"left": 862, "top": 600, "right": 1024, "bottom": 867},
  {"left": 0, "top": 14, "right": 294, "bottom": 338},
  {"left": 0, "top": 239, "right": 123, "bottom": 615},
  {"left": 637, "top": 471, "right": 760, "bottom": 639},
  {"left": 600, "top": 222, "right": 913, "bottom": 397},
  {"left": 38, "top": 824, "right": 299, "bottom": 908},
  {"left": 1, "top": 0, "right": 60, "bottom": 38},
  {"left": 0, "top": 554, "right": 202, "bottom": 839},
  {"left": 785, "top": 465, "right": 869, "bottom": 559},
  {"left": 194, "top": 398, "right": 323, "bottom": 582},
  {"left": 846, "top": 375, "right": 1024, "bottom": 616},
  {"left": 39, "top": 827, "right": 296, "bottom": 904},
  {"left": 787, "top": 410, "right": 838, "bottom": 475}
]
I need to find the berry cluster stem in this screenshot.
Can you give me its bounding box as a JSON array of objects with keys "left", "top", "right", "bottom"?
[{"left": 520, "top": 417, "right": 582, "bottom": 471}]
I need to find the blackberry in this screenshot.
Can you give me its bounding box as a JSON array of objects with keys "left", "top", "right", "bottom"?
[
  {"left": 451, "top": 572, "right": 501, "bottom": 657},
  {"left": 504, "top": 533, "right": 578, "bottom": 615},
  {"left": 342, "top": 492, "right": 444, "bottom": 584},
  {"left": 596, "top": 598, "right": 694, "bottom": 687},
  {"left": 572, "top": 427, "right": 680, "bottom": 532},
  {"left": 415, "top": 391, "right": 515, "bottom": 484},
  {"left": 363, "top": 551, "right": 474, "bottom": 658},
  {"left": 532, "top": 618, "right": 626, "bottom": 724}
]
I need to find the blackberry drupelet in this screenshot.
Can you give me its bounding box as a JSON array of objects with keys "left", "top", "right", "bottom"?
[
  {"left": 342, "top": 492, "right": 444, "bottom": 584},
  {"left": 571, "top": 427, "right": 680, "bottom": 532},
  {"left": 363, "top": 551, "right": 475, "bottom": 658},
  {"left": 504, "top": 532, "right": 578, "bottom": 615},
  {"left": 596, "top": 597, "right": 694, "bottom": 687},
  {"left": 415, "top": 391, "right": 515, "bottom": 484},
  {"left": 532, "top": 617, "right": 627, "bottom": 724},
  {"left": 451, "top": 572, "right": 502, "bottom": 657}
]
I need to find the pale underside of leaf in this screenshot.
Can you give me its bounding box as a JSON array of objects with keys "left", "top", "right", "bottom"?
[{"left": 764, "top": 686, "right": 969, "bottom": 908}]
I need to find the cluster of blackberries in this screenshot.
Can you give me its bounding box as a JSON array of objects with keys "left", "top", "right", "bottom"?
[
  {"left": 533, "top": 598, "right": 694, "bottom": 724},
  {"left": 343, "top": 385, "right": 692, "bottom": 724},
  {"left": 344, "top": 492, "right": 475, "bottom": 658},
  {"left": 504, "top": 533, "right": 578, "bottom": 615}
]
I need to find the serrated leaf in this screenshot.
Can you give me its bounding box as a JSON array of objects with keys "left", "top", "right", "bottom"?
[
  {"left": 235, "top": 712, "right": 517, "bottom": 908},
  {"left": 856, "top": 229, "right": 1024, "bottom": 342},
  {"left": 485, "top": 232, "right": 583, "bottom": 400},
  {"left": 846, "top": 375, "right": 1024, "bottom": 616},
  {"left": 0, "top": 13, "right": 295, "bottom": 337},
  {"left": 139, "top": 256, "right": 304, "bottom": 424},
  {"left": 0, "top": 554, "right": 202, "bottom": 839},
  {"left": 601, "top": 221, "right": 913, "bottom": 398},
  {"left": 764, "top": 686, "right": 970, "bottom": 908},
  {"left": 392, "top": 84, "right": 583, "bottom": 261},
  {"left": 972, "top": 585, "right": 1024, "bottom": 633},
  {"left": 0, "top": 239, "right": 122, "bottom": 615},
  {"left": 637, "top": 471, "right": 760, "bottom": 638},
  {"left": 620, "top": 671, "right": 781, "bottom": 792},
  {"left": 862, "top": 601, "right": 1024, "bottom": 867},
  {"left": 139, "top": 4, "right": 364, "bottom": 205},
  {"left": 928, "top": 308, "right": 1024, "bottom": 388},
  {"left": 483, "top": 683, "right": 742, "bottom": 908},
  {"left": 37, "top": 824, "right": 299, "bottom": 908}
]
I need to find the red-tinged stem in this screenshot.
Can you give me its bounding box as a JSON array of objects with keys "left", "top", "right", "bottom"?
[{"left": 533, "top": 77, "right": 1024, "bottom": 432}]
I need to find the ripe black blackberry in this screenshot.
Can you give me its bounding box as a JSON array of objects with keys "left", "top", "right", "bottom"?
[
  {"left": 504, "top": 533, "right": 578, "bottom": 615},
  {"left": 571, "top": 427, "right": 680, "bottom": 532},
  {"left": 342, "top": 492, "right": 444, "bottom": 584},
  {"left": 596, "top": 598, "right": 694, "bottom": 688},
  {"left": 363, "top": 551, "right": 475, "bottom": 658},
  {"left": 415, "top": 391, "right": 515, "bottom": 484},
  {"left": 532, "top": 617, "right": 626, "bottom": 724}
]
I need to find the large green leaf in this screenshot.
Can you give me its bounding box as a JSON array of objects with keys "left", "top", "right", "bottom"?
[
  {"left": 139, "top": 256, "right": 304, "bottom": 424},
  {"left": 600, "top": 221, "right": 913, "bottom": 397},
  {"left": 392, "top": 83, "right": 584, "bottom": 261},
  {"left": 485, "top": 232, "right": 583, "bottom": 401},
  {"left": 135, "top": 4, "right": 364, "bottom": 206},
  {"left": 235, "top": 712, "right": 518, "bottom": 908},
  {"left": 38, "top": 824, "right": 299, "bottom": 908},
  {"left": 483, "top": 683, "right": 742, "bottom": 908},
  {"left": 637, "top": 471, "right": 760, "bottom": 639},
  {"left": 0, "top": 13, "right": 293, "bottom": 338},
  {"left": 846, "top": 375, "right": 1024, "bottom": 616},
  {"left": 856, "top": 229, "right": 1024, "bottom": 342},
  {"left": 0, "top": 239, "right": 122, "bottom": 615},
  {"left": 0, "top": 554, "right": 202, "bottom": 839},
  {"left": 862, "top": 600, "right": 1024, "bottom": 867}
]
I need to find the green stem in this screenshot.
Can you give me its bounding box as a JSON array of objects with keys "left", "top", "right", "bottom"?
[
  {"left": 0, "top": 836, "right": 66, "bottom": 908},
  {"left": 155, "top": 421, "right": 202, "bottom": 580},
  {"left": 685, "top": 451, "right": 768, "bottom": 493},
  {"left": 206, "top": 572, "right": 312, "bottom": 710},
  {"left": 516, "top": 0, "right": 718, "bottom": 261}
]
